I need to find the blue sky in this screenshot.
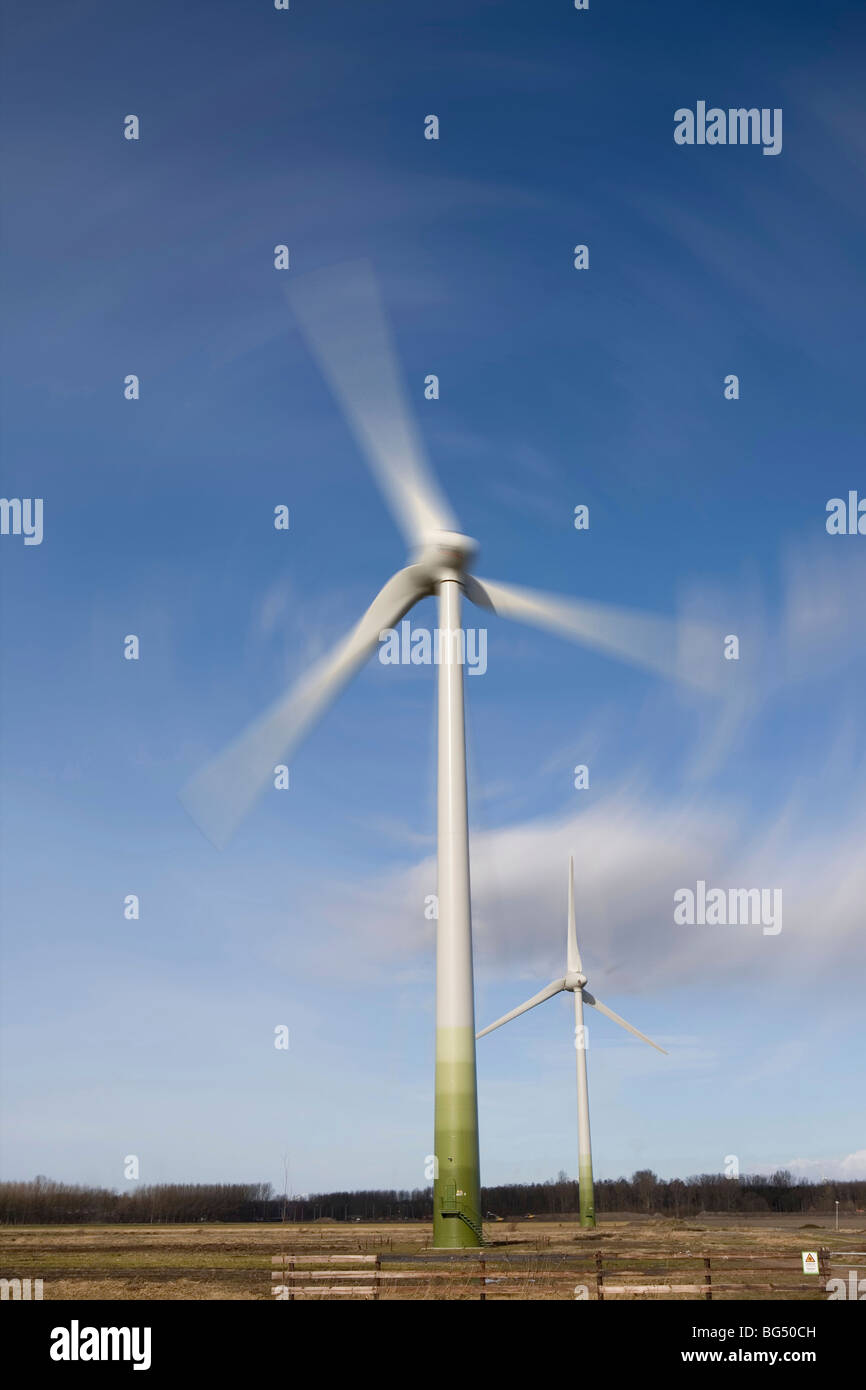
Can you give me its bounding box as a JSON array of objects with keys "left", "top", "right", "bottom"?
[{"left": 1, "top": 0, "right": 864, "bottom": 1196}]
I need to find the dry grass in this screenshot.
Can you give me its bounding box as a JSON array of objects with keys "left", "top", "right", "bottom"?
[{"left": 2, "top": 1213, "right": 862, "bottom": 1301}]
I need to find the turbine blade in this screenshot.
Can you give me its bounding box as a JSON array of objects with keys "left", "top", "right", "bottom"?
[
  {"left": 180, "top": 565, "right": 432, "bottom": 848},
  {"left": 465, "top": 576, "right": 722, "bottom": 694},
  {"left": 567, "top": 854, "right": 582, "bottom": 973},
  {"left": 287, "top": 260, "right": 457, "bottom": 548},
  {"left": 582, "top": 991, "right": 667, "bottom": 1054},
  {"left": 476, "top": 978, "right": 567, "bottom": 1039}
]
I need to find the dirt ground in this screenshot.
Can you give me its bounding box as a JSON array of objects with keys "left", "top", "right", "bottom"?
[{"left": 1, "top": 1212, "right": 862, "bottom": 1300}]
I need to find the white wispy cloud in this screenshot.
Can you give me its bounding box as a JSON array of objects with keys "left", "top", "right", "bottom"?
[
  {"left": 317, "top": 790, "right": 866, "bottom": 992},
  {"left": 758, "top": 1150, "right": 866, "bottom": 1181}
]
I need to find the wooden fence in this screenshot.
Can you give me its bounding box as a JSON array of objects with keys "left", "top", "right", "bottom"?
[
  {"left": 271, "top": 1247, "right": 834, "bottom": 1300},
  {"left": 824, "top": 1250, "right": 865, "bottom": 1300}
]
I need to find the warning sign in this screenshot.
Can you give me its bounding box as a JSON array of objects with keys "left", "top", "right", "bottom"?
[{"left": 802, "top": 1250, "right": 819, "bottom": 1274}]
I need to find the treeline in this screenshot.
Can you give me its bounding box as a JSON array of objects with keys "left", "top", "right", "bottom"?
[
  {"left": 286, "top": 1171, "right": 865, "bottom": 1222},
  {"left": 1, "top": 1171, "right": 863, "bottom": 1224},
  {"left": 484, "top": 1170, "right": 865, "bottom": 1220},
  {"left": 0, "top": 1177, "right": 273, "bottom": 1225}
]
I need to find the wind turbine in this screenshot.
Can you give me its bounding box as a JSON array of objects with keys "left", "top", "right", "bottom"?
[
  {"left": 477, "top": 855, "right": 667, "bottom": 1228},
  {"left": 180, "top": 260, "right": 716, "bottom": 1248}
]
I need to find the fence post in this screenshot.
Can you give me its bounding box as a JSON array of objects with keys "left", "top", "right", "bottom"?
[
  {"left": 374, "top": 1254, "right": 381, "bottom": 1301},
  {"left": 595, "top": 1250, "right": 604, "bottom": 1302},
  {"left": 479, "top": 1255, "right": 486, "bottom": 1302},
  {"left": 704, "top": 1257, "right": 712, "bottom": 1301},
  {"left": 288, "top": 1256, "right": 295, "bottom": 1303}
]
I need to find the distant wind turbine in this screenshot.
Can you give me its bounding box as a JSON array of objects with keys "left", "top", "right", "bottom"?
[
  {"left": 181, "top": 261, "right": 713, "bottom": 1248},
  {"left": 477, "top": 856, "right": 667, "bottom": 1228}
]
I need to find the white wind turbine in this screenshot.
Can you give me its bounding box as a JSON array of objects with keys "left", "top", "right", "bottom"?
[
  {"left": 477, "top": 855, "right": 667, "bottom": 1228},
  {"left": 180, "top": 260, "right": 717, "bottom": 1248}
]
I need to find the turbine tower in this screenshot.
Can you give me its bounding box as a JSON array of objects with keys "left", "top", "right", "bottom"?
[
  {"left": 477, "top": 856, "right": 667, "bottom": 1228},
  {"left": 180, "top": 261, "right": 715, "bottom": 1248}
]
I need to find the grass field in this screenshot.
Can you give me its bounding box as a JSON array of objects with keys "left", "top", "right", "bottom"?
[{"left": 2, "top": 1213, "right": 863, "bottom": 1300}]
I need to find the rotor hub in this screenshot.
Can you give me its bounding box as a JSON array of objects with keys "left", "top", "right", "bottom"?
[
  {"left": 416, "top": 530, "right": 479, "bottom": 581},
  {"left": 564, "top": 971, "right": 587, "bottom": 991}
]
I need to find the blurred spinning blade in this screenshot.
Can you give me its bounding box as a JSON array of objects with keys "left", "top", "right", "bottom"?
[
  {"left": 287, "top": 259, "right": 457, "bottom": 549},
  {"left": 466, "top": 576, "right": 723, "bottom": 693},
  {"left": 180, "top": 565, "right": 431, "bottom": 847}
]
